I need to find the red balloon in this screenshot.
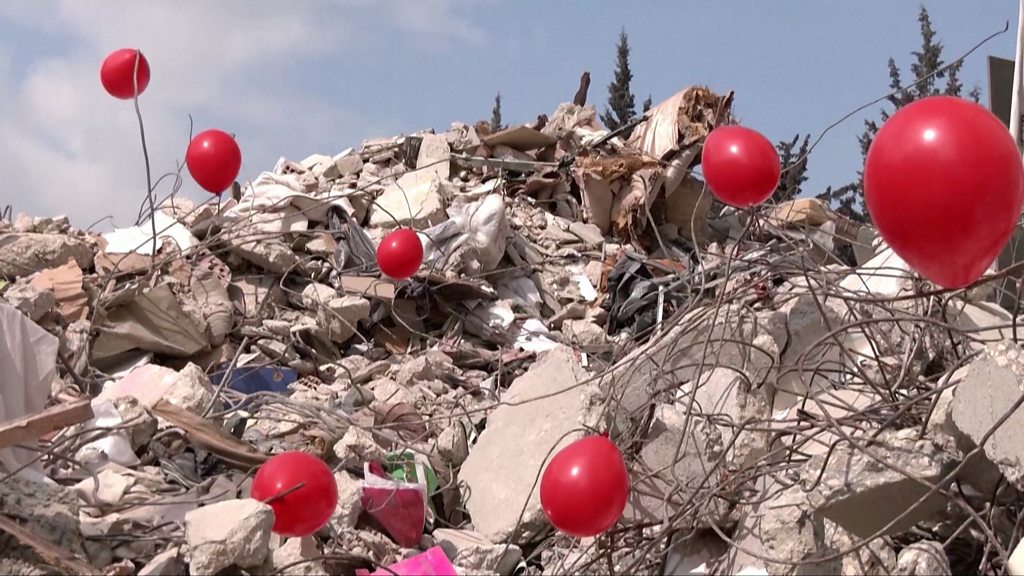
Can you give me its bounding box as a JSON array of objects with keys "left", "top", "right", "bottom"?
[
  {"left": 186, "top": 129, "right": 242, "bottom": 194},
  {"left": 539, "top": 435, "right": 629, "bottom": 537},
  {"left": 701, "top": 125, "right": 781, "bottom": 207},
  {"left": 376, "top": 228, "right": 423, "bottom": 280},
  {"left": 865, "top": 96, "right": 1024, "bottom": 289},
  {"left": 250, "top": 451, "right": 338, "bottom": 537},
  {"left": 100, "top": 48, "right": 150, "bottom": 100}
]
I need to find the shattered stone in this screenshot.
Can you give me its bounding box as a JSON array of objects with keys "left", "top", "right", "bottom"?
[
  {"left": 950, "top": 342, "right": 1024, "bottom": 490},
  {"left": 824, "top": 519, "right": 897, "bottom": 576},
  {"left": 317, "top": 296, "right": 371, "bottom": 343},
  {"left": 435, "top": 422, "right": 470, "bottom": 466},
  {"left": 0, "top": 233, "right": 94, "bottom": 278},
  {"left": 391, "top": 349, "right": 455, "bottom": 384},
  {"left": 4, "top": 282, "right": 55, "bottom": 321},
  {"left": 806, "top": 428, "right": 953, "bottom": 539},
  {"left": 433, "top": 528, "right": 522, "bottom": 576},
  {"left": 460, "top": 346, "right": 600, "bottom": 544},
  {"left": 368, "top": 377, "right": 418, "bottom": 405},
  {"left": 301, "top": 283, "right": 337, "bottom": 309},
  {"left": 230, "top": 237, "right": 301, "bottom": 274},
  {"left": 895, "top": 541, "right": 950, "bottom": 576},
  {"left": 624, "top": 402, "right": 727, "bottom": 527},
  {"left": 138, "top": 547, "right": 184, "bottom": 576},
  {"left": 270, "top": 536, "right": 326, "bottom": 576},
  {"left": 112, "top": 396, "right": 158, "bottom": 450},
  {"left": 369, "top": 175, "right": 449, "bottom": 229},
  {"left": 184, "top": 499, "right": 274, "bottom": 575},
  {"left": 687, "top": 367, "right": 770, "bottom": 467},
  {"left": 331, "top": 472, "right": 362, "bottom": 530},
  {"left": 775, "top": 293, "right": 845, "bottom": 410},
  {"left": 333, "top": 426, "right": 385, "bottom": 468},
  {"left": 721, "top": 483, "right": 841, "bottom": 575},
  {"left": 164, "top": 363, "right": 219, "bottom": 416},
  {"left": 561, "top": 318, "right": 612, "bottom": 353}
]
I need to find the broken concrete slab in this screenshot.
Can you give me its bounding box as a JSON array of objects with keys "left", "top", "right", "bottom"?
[
  {"left": 433, "top": 528, "right": 522, "bottom": 576},
  {"left": 332, "top": 472, "right": 362, "bottom": 530},
  {"left": 687, "top": 367, "right": 770, "bottom": 468},
  {"left": 775, "top": 293, "right": 845, "bottom": 410},
  {"left": 823, "top": 518, "right": 897, "bottom": 576},
  {"left": 270, "top": 536, "right": 327, "bottom": 576},
  {"left": 98, "top": 363, "right": 218, "bottom": 416},
  {"left": 229, "top": 236, "right": 301, "bottom": 275},
  {"left": 459, "top": 346, "right": 599, "bottom": 544},
  {"left": 138, "top": 546, "right": 184, "bottom": 576},
  {"left": 561, "top": 318, "right": 612, "bottom": 353},
  {"left": 0, "top": 474, "right": 87, "bottom": 559},
  {"left": 950, "top": 342, "right": 1024, "bottom": 489},
  {"left": 624, "top": 403, "right": 727, "bottom": 527},
  {"left": 0, "top": 233, "right": 94, "bottom": 278},
  {"left": 317, "top": 296, "right": 371, "bottom": 343},
  {"left": 600, "top": 305, "right": 785, "bottom": 436},
  {"left": 4, "top": 282, "right": 56, "bottom": 321},
  {"left": 184, "top": 498, "right": 274, "bottom": 575},
  {"left": 806, "top": 428, "right": 952, "bottom": 539},
  {"left": 720, "top": 483, "right": 841, "bottom": 575},
  {"left": 369, "top": 175, "right": 449, "bottom": 229}
]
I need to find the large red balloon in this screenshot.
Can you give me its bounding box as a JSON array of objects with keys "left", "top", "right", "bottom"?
[
  {"left": 100, "top": 48, "right": 150, "bottom": 100},
  {"left": 376, "top": 228, "right": 423, "bottom": 280},
  {"left": 865, "top": 96, "right": 1024, "bottom": 289},
  {"left": 539, "top": 435, "right": 629, "bottom": 537},
  {"left": 250, "top": 451, "right": 338, "bottom": 537},
  {"left": 186, "top": 129, "right": 242, "bottom": 194},
  {"left": 701, "top": 125, "right": 781, "bottom": 208}
]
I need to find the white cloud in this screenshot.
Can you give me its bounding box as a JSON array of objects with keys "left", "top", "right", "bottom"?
[{"left": 0, "top": 0, "right": 482, "bottom": 229}]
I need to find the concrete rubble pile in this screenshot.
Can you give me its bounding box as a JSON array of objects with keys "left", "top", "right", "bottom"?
[{"left": 3, "top": 81, "right": 1024, "bottom": 575}]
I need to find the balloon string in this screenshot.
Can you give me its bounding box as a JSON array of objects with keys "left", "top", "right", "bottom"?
[
  {"left": 129, "top": 49, "right": 157, "bottom": 259},
  {"left": 262, "top": 481, "right": 306, "bottom": 505}
]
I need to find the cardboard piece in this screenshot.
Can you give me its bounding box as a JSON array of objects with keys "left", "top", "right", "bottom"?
[
  {"left": 29, "top": 258, "right": 88, "bottom": 322},
  {"left": 482, "top": 125, "right": 558, "bottom": 152}
]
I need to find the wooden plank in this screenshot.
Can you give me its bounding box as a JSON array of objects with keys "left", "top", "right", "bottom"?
[
  {"left": 0, "top": 400, "right": 94, "bottom": 450},
  {"left": 0, "top": 514, "right": 98, "bottom": 575}
]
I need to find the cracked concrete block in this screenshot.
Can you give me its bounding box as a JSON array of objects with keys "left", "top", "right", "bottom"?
[
  {"left": 370, "top": 175, "right": 448, "bottom": 229},
  {"left": 950, "top": 342, "right": 1024, "bottom": 490},
  {"left": 460, "top": 346, "right": 600, "bottom": 544},
  {"left": 433, "top": 528, "right": 522, "bottom": 576},
  {"left": 332, "top": 472, "right": 363, "bottom": 530},
  {"left": 317, "top": 296, "right": 371, "bottom": 343},
  {"left": 775, "top": 294, "right": 845, "bottom": 410},
  {"left": 185, "top": 499, "right": 274, "bottom": 575},
  {"left": 806, "top": 429, "right": 953, "bottom": 539},
  {"left": 600, "top": 305, "right": 785, "bottom": 436},
  {"left": 721, "top": 482, "right": 841, "bottom": 575},
  {"left": 0, "top": 233, "right": 94, "bottom": 278},
  {"left": 624, "top": 403, "right": 727, "bottom": 528},
  {"left": 4, "top": 282, "right": 55, "bottom": 321},
  {"left": 688, "top": 367, "right": 770, "bottom": 467}
]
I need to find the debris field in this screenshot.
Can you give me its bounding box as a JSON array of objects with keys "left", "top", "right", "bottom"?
[{"left": 3, "top": 81, "right": 1024, "bottom": 576}]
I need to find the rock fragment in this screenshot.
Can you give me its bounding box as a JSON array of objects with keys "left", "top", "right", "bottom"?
[
  {"left": 459, "top": 346, "right": 599, "bottom": 544},
  {"left": 184, "top": 499, "right": 274, "bottom": 575}
]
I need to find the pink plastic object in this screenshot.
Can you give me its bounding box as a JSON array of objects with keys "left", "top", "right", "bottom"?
[
  {"left": 355, "top": 546, "right": 456, "bottom": 576},
  {"left": 359, "top": 461, "right": 427, "bottom": 547}
]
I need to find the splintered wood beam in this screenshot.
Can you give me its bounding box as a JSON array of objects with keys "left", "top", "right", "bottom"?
[{"left": 0, "top": 399, "right": 94, "bottom": 450}]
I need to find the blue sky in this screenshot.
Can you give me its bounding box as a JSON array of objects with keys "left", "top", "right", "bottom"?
[{"left": 0, "top": 1, "right": 1018, "bottom": 228}]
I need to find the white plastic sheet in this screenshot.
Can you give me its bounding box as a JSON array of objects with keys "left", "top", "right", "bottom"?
[{"left": 0, "top": 302, "right": 59, "bottom": 480}]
